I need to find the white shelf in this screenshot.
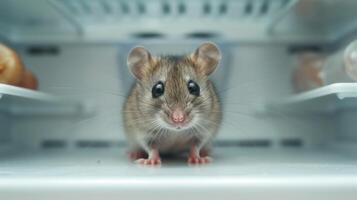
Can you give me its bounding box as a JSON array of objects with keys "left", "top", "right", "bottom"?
[
  {"left": 0, "top": 147, "right": 357, "bottom": 199},
  {"left": 0, "top": 83, "right": 92, "bottom": 116},
  {"left": 267, "top": 83, "right": 357, "bottom": 114}
]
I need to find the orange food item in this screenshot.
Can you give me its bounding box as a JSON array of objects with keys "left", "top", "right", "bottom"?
[
  {"left": 0, "top": 44, "right": 25, "bottom": 86},
  {"left": 0, "top": 44, "right": 38, "bottom": 90},
  {"left": 19, "top": 69, "right": 38, "bottom": 90},
  {"left": 292, "top": 53, "right": 324, "bottom": 92}
]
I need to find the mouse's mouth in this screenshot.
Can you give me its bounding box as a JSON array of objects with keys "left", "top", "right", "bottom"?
[
  {"left": 169, "top": 121, "right": 189, "bottom": 130},
  {"left": 157, "top": 112, "right": 195, "bottom": 131},
  {"left": 166, "top": 118, "right": 193, "bottom": 130}
]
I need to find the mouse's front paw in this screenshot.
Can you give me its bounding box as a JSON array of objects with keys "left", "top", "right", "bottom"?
[
  {"left": 135, "top": 158, "right": 162, "bottom": 165},
  {"left": 128, "top": 150, "right": 147, "bottom": 160},
  {"left": 187, "top": 156, "right": 212, "bottom": 164}
]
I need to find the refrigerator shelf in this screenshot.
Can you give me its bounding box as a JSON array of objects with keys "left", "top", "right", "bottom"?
[
  {"left": 267, "top": 83, "right": 357, "bottom": 114},
  {"left": 0, "top": 83, "right": 92, "bottom": 116},
  {"left": 0, "top": 147, "right": 357, "bottom": 199}
]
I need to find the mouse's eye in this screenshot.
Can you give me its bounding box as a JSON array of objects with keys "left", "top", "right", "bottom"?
[
  {"left": 187, "top": 80, "right": 200, "bottom": 96},
  {"left": 152, "top": 81, "right": 165, "bottom": 98}
]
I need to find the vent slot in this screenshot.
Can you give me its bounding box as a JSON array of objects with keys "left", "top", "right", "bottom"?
[
  {"left": 218, "top": 3, "right": 227, "bottom": 15},
  {"left": 162, "top": 2, "right": 171, "bottom": 15},
  {"left": 42, "top": 140, "right": 67, "bottom": 149},
  {"left": 203, "top": 2, "right": 211, "bottom": 15},
  {"left": 215, "top": 139, "right": 272, "bottom": 148},
  {"left": 260, "top": 1, "right": 269, "bottom": 15},
  {"left": 137, "top": 2, "right": 146, "bottom": 14},
  {"left": 55, "top": 0, "right": 291, "bottom": 20},
  {"left": 121, "top": 2, "right": 130, "bottom": 14},
  {"left": 178, "top": 3, "right": 186, "bottom": 14},
  {"left": 76, "top": 140, "right": 112, "bottom": 148},
  {"left": 186, "top": 31, "right": 218, "bottom": 39},
  {"left": 244, "top": 1, "right": 253, "bottom": 15},
  {"left": 101, "top": 1, "right": 112, "bottom": 14},
  {"left": 26, "top": 45, "right": 60, "bottom": 56},
  {"left": 132, "top": 32, "right": 164, "bottom": 39}
]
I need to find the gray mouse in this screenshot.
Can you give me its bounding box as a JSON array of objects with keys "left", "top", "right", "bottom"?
[{"left": 123, "top": 42, "right": 222, "bottom": 165}]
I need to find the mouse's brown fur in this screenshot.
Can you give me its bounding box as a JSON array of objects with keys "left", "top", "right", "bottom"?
[{"left": 123, "top": 42, "right": 222, "bottom": 165}]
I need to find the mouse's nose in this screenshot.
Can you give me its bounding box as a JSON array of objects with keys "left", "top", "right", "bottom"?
[{"left": 171, "top": 108, "right": 186, "bottom": 123}]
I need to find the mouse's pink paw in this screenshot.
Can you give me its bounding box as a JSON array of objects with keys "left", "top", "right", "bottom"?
[
  {"left": 128, "top": 150, "right": 147, "bottom": 160},
  {"left": 187, "top": 156, "right": 212, "bottom": 164},
  {"left": 135, "top": 158, "right": 162, "bottom": 165}
]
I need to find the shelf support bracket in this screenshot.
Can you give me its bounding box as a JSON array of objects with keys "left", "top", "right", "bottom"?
[
  {"left": 266, "top": 0, "right": 300, "bottom": 35},
  {"left": 47, "top": 0, "right": 84, "bottom": 36}
]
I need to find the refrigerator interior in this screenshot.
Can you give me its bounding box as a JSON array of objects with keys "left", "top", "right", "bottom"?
[{"left": 1, "top": 0, "right": 357, "bottom": 199}]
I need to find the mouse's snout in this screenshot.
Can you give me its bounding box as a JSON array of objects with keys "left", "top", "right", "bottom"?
[
  {"left": 163, "top": 106, "right": 193, "bottom": 130},
  {"left": 171, "top": 108, "right": 186, "bottom": 123}
]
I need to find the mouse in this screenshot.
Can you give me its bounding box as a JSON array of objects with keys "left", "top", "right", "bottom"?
[{"left": 123, "top": 42, "right": 222, "bottom": 165}]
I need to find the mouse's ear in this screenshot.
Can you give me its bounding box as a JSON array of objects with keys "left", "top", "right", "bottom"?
[
  {"left": 191, "top": 42, "right": 221, "bottom": 76},
  {"left": 127, "top": 46, "right": 154, "bottom": 80}
]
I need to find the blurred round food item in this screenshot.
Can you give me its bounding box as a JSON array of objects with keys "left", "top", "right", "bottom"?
[
  {"left": 0, "top": 44, "right": 25, "bottom": 86},
  {"left": 344, "top": 40, "right": 357, "bottom": 81},
  {"left": 292, "top": 40, "right": 357, "bottom": 93},
  {"left": 19, "top": 69, "right": 38, "bottom": 90},
  {"left": 292, "top": 52, "right": 324, "bottom": 92}
]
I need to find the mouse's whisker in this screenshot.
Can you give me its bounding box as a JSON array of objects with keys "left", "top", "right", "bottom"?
[
  {"left": 191, "top": 124, "right": 201, "bottom": 139},
  {"left": 199, "top": 117, "right": 244, "bottom": 132},
  {"left": 199, "top": 118, "right": 220, "bottom": 127},
  {"left": 148, "top": 123, "right": 162, "bottom": 146},
  {"left": 122, "top": 110, "right": 155, "bottom": 115},
  {"left": 130, "top": 118, "right": 158, "bottom": 125},
  {"left": 157, "top": 127, "right": 166, "bottom": 144},
  {"left": 192, "top": 125, "right": 203, "bottom": 138},
  {"left": 219, "top": 110, "right": 258, "bottom": 117},
  {"left": 71, "top": 108, "right": 153, "bottom": 126},
  {"left": 195, "top": 122, "right": 211, "bottom": 135},
  {"left": 217, "top": 66, "right": 292, "bottom": 92}
]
